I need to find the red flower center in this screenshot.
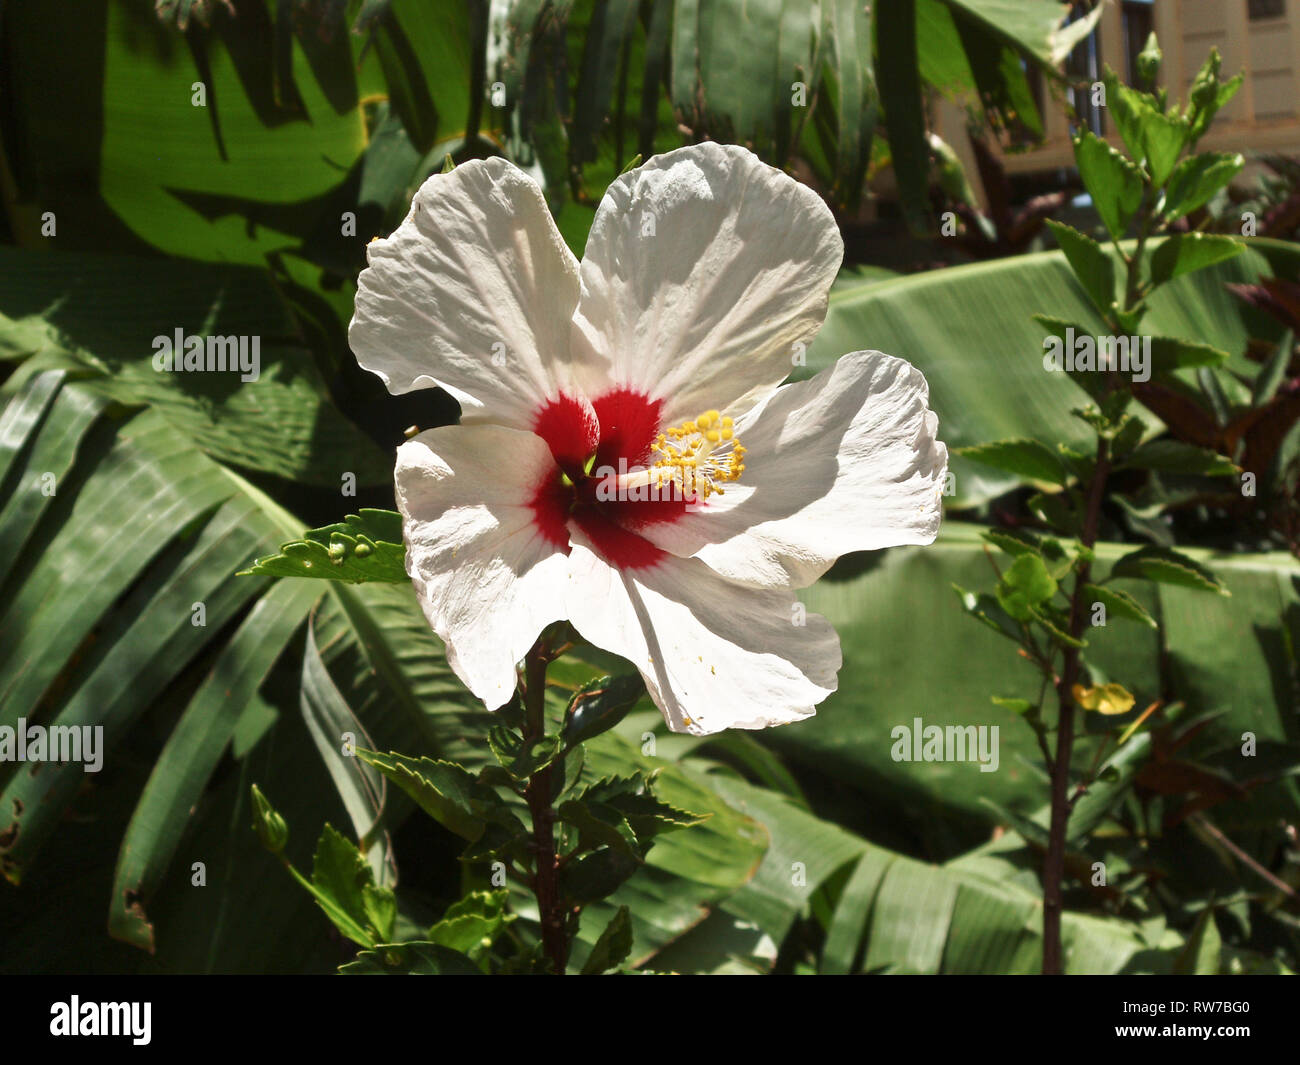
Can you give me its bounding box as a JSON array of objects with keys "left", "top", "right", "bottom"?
[{"left": 529, "top": 388, "right": 690, "bottom": 570}]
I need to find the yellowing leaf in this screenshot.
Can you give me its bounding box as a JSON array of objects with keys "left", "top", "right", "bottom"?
[{"left": 1072, "top": 682, "right": 1136, "bottom": 716}]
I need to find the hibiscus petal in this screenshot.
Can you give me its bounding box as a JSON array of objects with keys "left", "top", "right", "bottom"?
[
  {"left": 564, "top": 540, "right": 841, "bottom": 735},
  {"left": 640, "top": 350, "right": 948, "bottom": 589},
  {"left": 572, "top": 143, "right": 843, "bottom": 424},
  {"left": 351, "top": 157, "right": 581, "bottom": 430},
  {"left": 397, "top": 424, "right": 571, "bottom": 710}
]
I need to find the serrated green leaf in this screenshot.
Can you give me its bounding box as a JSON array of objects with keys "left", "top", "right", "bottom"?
[
  {"left": 561, "top": 847, "right": 642, "bottom": 904},
  {"left": 1149, "top": 234, "right": 1245, "bottom": 286},
  {"left": 307, "top": 824, "right": 376, "bottom": 948},
  {"left": 981, "top": 528, "right": 1043, "bottom": 559},
  {"left": 1164, "top": 152, "right": 1244, "bottom": 220},
  {"left": 957, "top": 438, "right": 1068, "bottom": 484},
  {"left": 559, "top": 799, "right": 641, "bottom": 856},
  {"left": 1029, "top": 603, "right": 1086, "bottom": 648},
  {"left": 1081, "top": 583, "right": 1158, "bottom": 629},
  {"left": 339, "top": 941, "right": 485, "bottom": 974},
  {"left": 1110, "top": 546, "right": 1228, "bottom": 596},
  {"left": 1121, "top": 439, "right": 1238, "bottom": 477},
  {"left": 362, "top": 883, "right": 397, "bottom": 944},
  {"left": 1073, "top": 130, "right": 1143, "bottom": 241},
  {"left": 240, "top": 509, "right": 408, "bottom": 584},
  {"left": 996, "top": 554, "right": 1058, "bottom": 621},
  {"left": 488, "top": 726, "right": 563, "bottom": 782},
  {"left": 577, "top": 773, "right": 707, "bottom": 838},
  {"left": 1046, "top": 220, "right": 1115, "bottom": 314},
  {"left": 581, "top": 905, "right": 633, "bottom": 974},
  {"left": 1148, "top": 335, "right": 1230, "bottom": 373},
  {"left": 1137, "top": 107, "right": 1188, "bottom": 187},
  {"left": 355, "top": 749, "right": 492, "bottom": 841},
  {"left": 427, "top": 889, "right": 513, "bottom": 960}
]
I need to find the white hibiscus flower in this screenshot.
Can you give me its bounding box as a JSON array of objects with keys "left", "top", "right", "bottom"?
[{"left": 349, "top": 142, "right": 947, "bottom": 736}]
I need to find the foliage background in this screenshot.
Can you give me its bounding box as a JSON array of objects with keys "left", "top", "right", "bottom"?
[{"left": 0, "top": 0, "right": 1296, "bottom": 973}]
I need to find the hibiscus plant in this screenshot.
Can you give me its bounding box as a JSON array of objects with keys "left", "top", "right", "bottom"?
[
  {"left": 243, "top": 143, "right": 947, "bottom": 973},
  {"left": 953, "top": 38, "right": 1254, "bottom": 974}
]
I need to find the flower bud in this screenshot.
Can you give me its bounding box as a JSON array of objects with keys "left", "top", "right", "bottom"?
[
  {"left": 250, "top": 784, "right": 289, "bottom": 854},
  {"left": 1137, "top": 32, "right": 1161, "bottom": 84}
]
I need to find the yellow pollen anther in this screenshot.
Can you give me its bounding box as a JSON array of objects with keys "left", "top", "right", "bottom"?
[{"left": 645, "top": 407, "right": 746, "bottom": 503}]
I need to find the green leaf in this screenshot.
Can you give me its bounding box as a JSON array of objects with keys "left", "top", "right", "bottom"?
[
  {"left": 957, "top": 439, "right": 1068, "bottom": 484},
  {"left": 563, "top": 673, "right": 647, "bottom": 748},
  {"left": 299, "top": 621, "right": 388, "bottom": 877},
  {"left": 1111, "top": 414, "right": 1150, "bottom": 458},
  {"left": 995, "top": 554, "right": 1058, "bottom": 621},
  {"left": 1066, "top": 734, "right": 1153, "bottom": 843},
  {"left": 1136, "top": 107, "right": 1188, "bottom": 187},
  {"left": 669, "top": 0, "right": 825, "bottom": 176},
  {"left": 362, "top": 883, "right": 397, "bottom": 945},
  {"left": 1121, "top": 439, "right": 1238, "bottom": 477},
  {"left": 581, "top": 905, "right": 634, "bottom": 974},
  {"left": 106, "top": 576, "right": 320, "bottom": 951},
  {"left": 0, "top": 252, "right": 390, "bottom": 485},
  {"left": 1045, "top": 220, "right": 1115, "bottom": 314},
  {"left": 1164, "top": 152, "right": 1244, "bottom": 220},
  {"left": 0, "top": 362, "right": 489, "bottom": 969},
  {"left": 810, "top": 237, "right": 1273, "bottom": 505},
  {"left": 578, "top": 773, "right": 708, "bottom": 839},
  {"left": 427, "top": 890, "right": 513, "bottom": 960},
  {"left": 570, "top": 0, "right": 639, "bottom": 169},
  {"left": 1173, "top": 904, "right": 1221, "bottom": 975},
  {"left": 787, "top": 522, "right": 1295, "bottom": 844},
  {"left": 561, "top": 847, "right": 643, "bottom": 904},
  {"left": 1102, "top": 73, "right": 1147, "bottom": 163},
  {"left": 1253, "top": 328, "right": 1293, "bottom": 406},
  {"left": 368, "top": 8, "right": 440, "bottom": 155},
  {"left": 981, "top": 528, "right": 1044, "bottom": 559},
  {"left": 1110, "top": 546, "right": 1229, "bottom": 596},
  {"left": 488, "top": 726, "right": 563, "bottom": 782},
  {"left": 305, "top": 824, "right": 377, "bottom": 948},
  {"left": 555, "top": 729, "right": 768, "bottom": 970},
  {"left": 824, "top": 0, "right": 878, "bottom": 210},
  {"left": 1073, "top": 130, "right": 1143, "bottom": 241},
  {"left": 1147, "top": 335, "right": 1230, "bottom": 374},
  {"left": 1029, "top": 603, "right": 1087, "bottom": 648},
  {"left": 876, "top": 0, "right": 929, "bottom": 233},
  {"left": 941, "top": 0, "right": 1102, "bottom": 68},
  {"left": 338, "top": 941, "right": 485, "bottom": 975},
  {"left": 558, "top": 800, "right": 641, "bottom": 856},
  {"left": 952, "top": 584, "right": 1023, "bottom": 641},
  {"left": 1080, "top": 584, "right": 1158, "bottom": 629},
  {"left": 821, "top": 849, "right": 893, "bottom": 973},
  {"left": 354, "top": 750, "right": 491, "bottom": 841},
  {"left": 240, "top": 510, "right": 408, "bottom": 584},
  {"left": 1149, "top": 234, "right": 1245, "bottom": 286}
]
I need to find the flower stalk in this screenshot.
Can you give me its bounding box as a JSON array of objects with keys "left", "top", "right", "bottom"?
[{"left": 521, "top": 636, "right": 569, "bottom": 975}]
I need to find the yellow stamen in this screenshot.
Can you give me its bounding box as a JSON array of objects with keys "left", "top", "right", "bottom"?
[{"left": 646, "top": 407, "right": 747, "bottom": 503}]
